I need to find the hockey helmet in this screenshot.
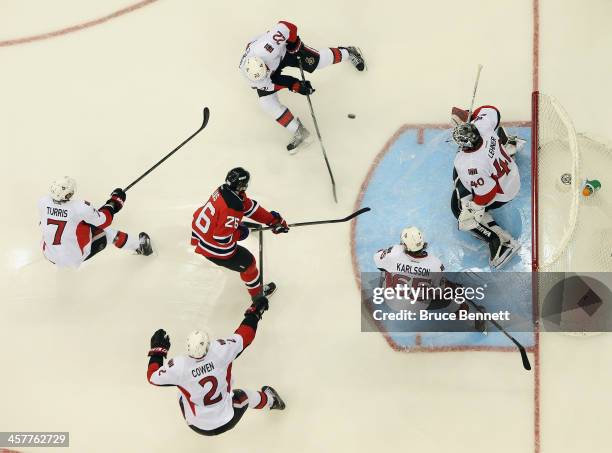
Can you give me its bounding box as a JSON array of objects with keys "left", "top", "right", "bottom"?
[
  {"left": 50, "top": 176, "right": 76, "bottom": 202},
  {"left": 225, "top": 167, "right": 250, "bottom": 192},
  {"left": 400, "top": 227, "right": 425, "bottom": 252},
  {"left": 187, "top": 330, "right": 210, "bottom": 359},
  {"left": 243, "top": 56, "right": 268, "bottom": 82},
  {"left": 452, "top": 123, "right": 480, "bottom": 148}
]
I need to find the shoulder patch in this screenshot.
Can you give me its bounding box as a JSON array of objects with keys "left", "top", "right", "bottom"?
[{"left": 168, "top": 358, "right": 174, "bottom": 367}]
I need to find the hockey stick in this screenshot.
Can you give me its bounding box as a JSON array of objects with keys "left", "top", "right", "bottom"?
[
  {"left": 466, "top": 64, "right": 483, "bottom": 122},
  {"left": 465, "top": 299, "right": 532, "bottom": 371},
  {"left": 297, "top": 57, "right": 338, "bottom": 203},
  {"left": 244, "top": 207, "right": 371, "bottom": 232},
  {"left": 124, "top": 107, "right": 210, "bottom": 192},
  {"left": 258, "top": 226, "right": 264, "bottom": 296}
]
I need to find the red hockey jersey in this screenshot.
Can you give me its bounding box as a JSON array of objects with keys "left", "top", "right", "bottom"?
[{"left": 191, "top": 185, "right": 275, "bottom": 259}]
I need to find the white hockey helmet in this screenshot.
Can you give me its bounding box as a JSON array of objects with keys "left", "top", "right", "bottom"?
[
  {"left": 50, "top": 176, "right": 76, "bottom": 202},
  {"left": 400, "top": 227, "right": 425, "bottom": 252},
  {"left": 243, "top": 56, "right": 268, "bottom": 82},
  {"left": 186, "top": 330, "right": 210, "bottom": 359}
]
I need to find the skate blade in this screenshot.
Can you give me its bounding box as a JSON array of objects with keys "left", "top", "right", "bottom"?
[
  {"left": 287, "top": 135, "right": 313, "bottom": 155},
  {"left": 492, "top": 244, "right": 521, "bottom": 270}
]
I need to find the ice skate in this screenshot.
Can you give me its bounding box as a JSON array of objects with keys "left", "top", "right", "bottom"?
[
  {"left": 344, "top": 46, "right": 366, "bottom": 71},
  {"left": 286, "top": 121, "right": 311, "bottom": 154},
  {"left": 137, "top": 232, "right": 153, "bottom": 256},
  {"left": 252, "top": 282, "right": 276, "bottom": 302},
  {"left": 490, "top": 240, "right": 520, "bottom": 269},
  {"left": 262, "top": 386, "right": 286, "bottom": 410}
]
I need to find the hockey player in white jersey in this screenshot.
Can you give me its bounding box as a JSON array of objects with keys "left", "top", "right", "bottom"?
[
  {"left": 239, "top": 20, "right": 365, "bottom": 153},
  {"left": 450, "top": 105, "right": 525, "bottom": 269},
  {"left": 147, "top": 295, "right": 285, "bottom": 436},
  {"left": 373, "top": 227, "right": 485, "bottom": 332},
  {"left": 38, "top": 176, "right": 152, "bottom": 268}
]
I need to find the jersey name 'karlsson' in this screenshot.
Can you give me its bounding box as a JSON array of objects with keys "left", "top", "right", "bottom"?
[{"left": 373, "top": 244, "right": 444, "bottom": 287}]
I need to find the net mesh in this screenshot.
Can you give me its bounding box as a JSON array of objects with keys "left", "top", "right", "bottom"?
[
  {"left": 535, "top": 93, "right": 612, "bottom": 272},
  {"left": 534, "top": 93, "right": 612, "bottom": 335}
]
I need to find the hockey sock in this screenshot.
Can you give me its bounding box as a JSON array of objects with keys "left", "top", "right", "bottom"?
[
  {"left": 241, "top": 261, "right": 261, "bottom": 297},
  {"left": 244, "top": 389, "right": 272, "bottom": 409},
  {"left": 316, "top": 47, "right": 349, "bottom": 70},
  {"left": 276, "top": 108, "right": 299, "bottom": 133},
  {"left": 107, "top": 229, "right": 140, "bottom": 251}
]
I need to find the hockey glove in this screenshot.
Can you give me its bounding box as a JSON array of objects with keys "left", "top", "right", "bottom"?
[
  {"left": 286, "top": 36, "right": 303, "bottom": 54},
  {"left": 149, "top": 328, "right": 170, "bottom": 358},
  {"left": 268, "top": 211, "right": 289, "bottom": 234},
  {"left": 245, "top": 296, "right": 269, "bottom": 320},
  {"left": 102, "top": 188, "right": 126, "bottom": 215},
  {"left": 290, "top": 80, "right": 315, "bottom": 96},
  {"left": 458, "top": 200, "right": 485, "bottom": 231},
  {"left": 237, "top": 223, "right": 250, "bottom": 241}
]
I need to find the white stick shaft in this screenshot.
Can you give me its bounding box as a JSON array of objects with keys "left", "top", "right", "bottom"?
[{"left": 466, "top": 64, "right": 483, "bottom": 122}]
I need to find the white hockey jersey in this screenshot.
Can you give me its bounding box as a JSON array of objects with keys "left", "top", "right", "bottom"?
[
  {"left": 148, "top": 333, "right": 246, "bottom": 431},
  {"left": 374, "top": 244, "right": 444, "bottom": 290},
  {"left": 38, "top": 195, "right": 113, "bottom": 268},
  {"left": 453, "top": 106, "right": 520, "bottom": 206},
  {"left": 239, "top": 21, "right": 297, "bottom": 92}
]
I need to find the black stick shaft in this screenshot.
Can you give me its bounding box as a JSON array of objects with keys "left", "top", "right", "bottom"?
[
  {"left": 246, "top": 207, "right": 370, "bottom": 232},
  {"left": 258, "top": 227, "right": 264, "bottom": 296},
  {"left": 125, "top": 107, "right": 210, "bottom": 192},
  {"left": 297, "top": 57, "right": 338, "bottom": 203},
  {"left": 467, "top": 300, "right": 532, "bottom": 371}
]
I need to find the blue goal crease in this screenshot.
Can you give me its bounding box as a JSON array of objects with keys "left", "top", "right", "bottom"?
[{"left": 355, "top": 127, "right": 536, "bottom": 349}]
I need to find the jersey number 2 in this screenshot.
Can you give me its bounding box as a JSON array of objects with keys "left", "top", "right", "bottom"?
[
  {"left": 47, "top": 219, "right": 67, "bottom": 245},
  {"left": 272, "top": 31, "right": 286, "bottom": 44},
  {"left": 199, "top": 376, "right": 222, "bottom": 406}
]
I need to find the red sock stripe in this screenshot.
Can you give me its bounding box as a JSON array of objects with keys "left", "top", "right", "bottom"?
[
  {"left": 276, "top": 109, "right": 294, "bottom": 127},
  {"left": 114, "top": 231, "right": 128, "bottom": 248},
  {"left": 331, "top": 47, "right": 342, "bottom": 64},
  {"left": 254, "top": 391, "right": 268, "bottom": 409}
]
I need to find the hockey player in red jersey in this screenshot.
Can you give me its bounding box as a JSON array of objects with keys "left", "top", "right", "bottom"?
[
  {"left": 191, "top": 167, "right": 288, "bottom": 299},
  {"left": 239, "top": 20, "right": 365, "bottom": 153},
  {"left": 450, "top": 106, "right": 525, "bottom": 269},
  {"left": 38, "top": 176, "right": 152, "bottom": 268},
  {"left": 147, "top": 295, "right": 285, "bottom": 436}
]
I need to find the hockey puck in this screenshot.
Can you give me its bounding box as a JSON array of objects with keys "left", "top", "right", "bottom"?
[{"left": 348, "top": 113, "right": 356, "bottom": 119}]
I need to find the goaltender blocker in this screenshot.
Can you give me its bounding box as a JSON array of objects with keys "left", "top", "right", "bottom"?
[{"left": 451, "top": 105, "right": 526, "bottom": 269}]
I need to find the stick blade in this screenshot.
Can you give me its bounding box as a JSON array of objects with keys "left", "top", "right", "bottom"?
[
  {"left": 519, "top": 347, "right": 532, "bottom": 370},
  {"left": 348, "top": 207, "right": 371, "bottom": 220},
  {"left": 201, "top": 107, "right": 210, "bottom": 129}
]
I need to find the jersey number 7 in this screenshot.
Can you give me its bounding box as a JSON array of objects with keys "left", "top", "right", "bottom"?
[{"left": 47, "top": 219, "right": 67, "bottom": 245}]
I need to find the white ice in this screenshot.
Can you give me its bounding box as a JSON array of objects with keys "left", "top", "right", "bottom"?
[{"left": 1, "top": 1, "right": 612, "bottom": 452}]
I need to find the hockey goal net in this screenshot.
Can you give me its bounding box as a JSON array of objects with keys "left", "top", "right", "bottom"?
[
  {"left": 532, "top": 92, "right": 612, "bottom": 334},
  {"left": 532, "top": 91, "right": 612, "bottom": 272}
]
